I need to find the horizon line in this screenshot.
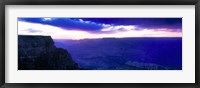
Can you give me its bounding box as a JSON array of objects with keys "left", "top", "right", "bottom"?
[{"left": 18, "top": 35, "right": 182, "bottom": 40}]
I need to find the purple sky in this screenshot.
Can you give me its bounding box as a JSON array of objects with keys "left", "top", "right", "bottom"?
[{"left": 18, "top": 18, "right": 182, "bottom": 40}]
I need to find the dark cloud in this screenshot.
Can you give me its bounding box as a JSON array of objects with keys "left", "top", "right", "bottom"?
[
  {"left": 18, "top": 18, "right": 182, "bottom": 32},
  {"left": 18, "top": 18, "right": 103, "bottom": 31},
  {"left": 78, "top": 18, "right": 182, "bottom": 31}
]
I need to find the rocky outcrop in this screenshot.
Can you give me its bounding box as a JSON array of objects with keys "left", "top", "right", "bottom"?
[
  {"left": 125, "top": 61, "right": 170, "bottom": 70},
  {"left": 18, "top": 35, "right": 79, "bottom": 70}
]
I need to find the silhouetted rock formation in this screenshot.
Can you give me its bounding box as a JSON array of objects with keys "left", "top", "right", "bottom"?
[{"left": 18, "top": 35, "right": 79, "bottom": 70}]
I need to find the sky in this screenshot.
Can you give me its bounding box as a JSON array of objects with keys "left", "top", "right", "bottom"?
[{"left": 18, "top": 18, "right": 182, "bottom": 40}]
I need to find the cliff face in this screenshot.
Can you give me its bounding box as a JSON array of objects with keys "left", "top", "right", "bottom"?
[{"left": 18, "top": 35, "right": 79, "bottom": 70}]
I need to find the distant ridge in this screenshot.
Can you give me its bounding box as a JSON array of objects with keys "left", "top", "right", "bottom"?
[{"left": 53, "top": 37, "right": 182, "bottom": 41}]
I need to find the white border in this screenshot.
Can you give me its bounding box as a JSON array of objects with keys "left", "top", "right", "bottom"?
[{"left": 5, "top": 5, "right": 195, "bottom": 83}]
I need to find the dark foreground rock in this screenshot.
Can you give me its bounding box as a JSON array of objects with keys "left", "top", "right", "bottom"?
[{"left": 18, "top": 35, "right": 79, "bottom": 70}]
